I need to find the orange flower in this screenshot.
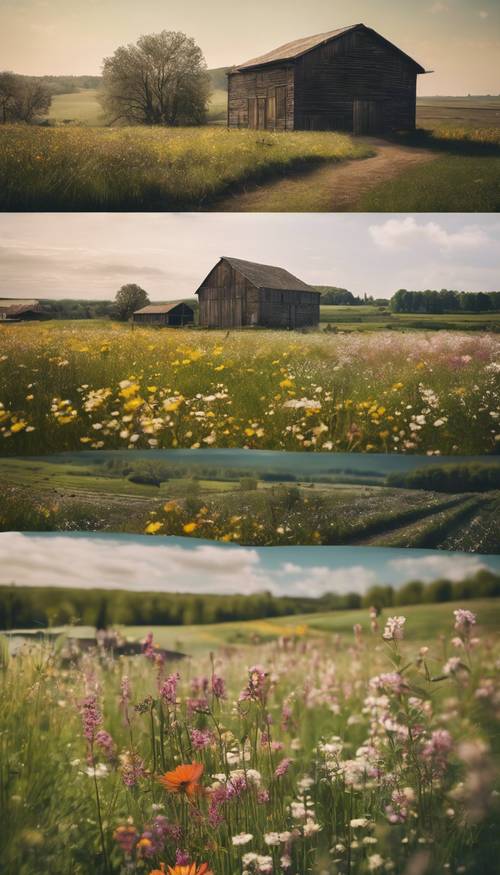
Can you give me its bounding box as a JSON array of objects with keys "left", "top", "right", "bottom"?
[
  {"left": 158, "top": 762, "right": 204, "bottom": 798},
  {"left": 149, "top": 865, "right": 212, "bottom": 875},
  {"left": 167, "top": 865, "right": 213, "bottom": 875}
]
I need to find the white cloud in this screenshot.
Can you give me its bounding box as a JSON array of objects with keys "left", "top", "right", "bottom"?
[
  {"left": 0, "top": 533, "right": 274, "bottom": 595},
  {"left": 388, "top": 554, "right": 486, "bottom": 583},
  {"left": 277, "top": 562, "right": 377, "bottom": 596},
  {"left": 369, "top": 218, "right": 490, "bottom": 252}
]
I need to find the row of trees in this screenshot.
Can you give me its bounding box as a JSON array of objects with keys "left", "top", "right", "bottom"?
[
  {"left": 1, "top": 570, "right": 498, "bottom": 631},
  {"left": 317, "top": 287, "right": 390, "bottom": 306},
  {"left": 391, "top": 289, "right": 500, "bottom": 314},
  {"left": 0, "top": 72, "right": 52, "bottom": 124},
  {"left": 388, "top": 463, "right": 500, "bottom": 493}
]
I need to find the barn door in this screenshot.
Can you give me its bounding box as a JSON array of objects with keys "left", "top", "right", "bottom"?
[
  {"left": 257, "top": 97, "right": 267, "bottom": 130},
  {"left": 248, "top": 98, "right": 257, "bottom": 129},
  {"left": 276, "top": 86, "right": 287, "bottom": 129},
  {"left": 353, "top": 100, "right": 382, "bottom": 135},
  {"left": 266, "top": 94, "right": 276, "bottom": 129}
]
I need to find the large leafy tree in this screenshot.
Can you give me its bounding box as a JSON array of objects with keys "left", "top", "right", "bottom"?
[
  {"left": 101, "top": 31, "right": 211, "bottom": 125},
  {"left": 114, "top": 284, "right": 150, "bottom": 321},
  {"left": 0, "top": 72, "right": 51, "bottom": 123}
]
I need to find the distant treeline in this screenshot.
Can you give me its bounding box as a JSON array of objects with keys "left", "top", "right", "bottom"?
[
  {"left": 315, "top": 287, "right": 390, "bottom": 306},
  {"left": 388, "top": 463, "right": 500, "bottom": 493},
  {"left": 392, "top": 289, "right": 500, "bottom": 314},
  {"left": 99, "top": 457, "right": 383, "bottom": 487},
  {"left": 1, "top": 570, "right": 498, "bottom": 630},
  {"left": 22, "top": 75, "right": 102, "bottom": 95}
]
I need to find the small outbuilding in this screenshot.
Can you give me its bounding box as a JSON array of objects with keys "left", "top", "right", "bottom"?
[
  {"left": 195, "top": 256, "right": 320, "bottom": 329},
  {"left": 132, "top": 301, "right": 194, "bottom": 327},
  {"left": 227, "top": 23, "right": 426, "bottom": 135},
  {"left": 0, "top": 299, "right": 48, "bottom": 321}
]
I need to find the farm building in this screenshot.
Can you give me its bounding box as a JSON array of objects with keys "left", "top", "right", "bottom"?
[
  {"left": 227, "top": 23, "right": 426, "bottom": 134},
  {"left": 0, "top": 299, "right": 48, "bottom": 321},
  {"left": 195, "top": 256, "right": 320, "bottom": 329},
  {"left": 132, "top": 301, "right": 194, "bottom": 327}
]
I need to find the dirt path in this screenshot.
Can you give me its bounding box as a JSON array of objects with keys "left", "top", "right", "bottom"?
[{"left": 215, "top": 138, "right": 438, "bottom": 212}]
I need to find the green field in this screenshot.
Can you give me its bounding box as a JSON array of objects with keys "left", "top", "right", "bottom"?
[
  {"left": 319, "top": 305, "right": 500, "bottom": 332},
  {"left": 116, "top": 597, "right": 500, "bottom": 651},
  {"left": 1, "top": 455, "right": 499, "bottom": 552},
  {"left": 47, "top": 86, "right": 228, "bottom": 126}
]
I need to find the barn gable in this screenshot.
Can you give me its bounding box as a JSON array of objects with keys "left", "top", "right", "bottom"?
[{"left": 227, "top": 23, "right": 427, "bottom": 133}]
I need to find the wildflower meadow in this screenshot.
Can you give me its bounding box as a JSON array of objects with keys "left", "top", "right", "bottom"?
[
  {"left": 0, "top": 125, "right": 371, "bottom": 211},
  {"left": 1, "top": 605, "right": 499, "bottom": 874},
  {"left": 0, "top": 323, "right": 498, "bottom": 456}
]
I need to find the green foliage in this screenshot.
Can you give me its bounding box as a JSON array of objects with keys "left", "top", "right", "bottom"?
[
  {"left": 114, "top": 284, "right": 149, "bottom": 321},
  {"left": 0, "top": 71, "right": 52, "bottom": 123},
  {"left": 392, "top": 289, "right": 500, "bottom": 314},
  {"left": 101, "top": 31, "right": 211, "bottom": 126},
  {"left": 389, "top": 463, "right": 500, "bottom": 493},
  {"left": 1, "top": 570, "right": 499, "bottom": 631}
]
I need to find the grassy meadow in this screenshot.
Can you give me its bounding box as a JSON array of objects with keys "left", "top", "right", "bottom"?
[
  {"left": 0, "top": 125, "right": 372, "bottom": 211},
  {"left": 0, "top": 322, "right": 498, "bottom": 456},
  {"left": 1, "top": 599, "right": 499, "bottom": 874},
  {"left": 359, "top": 126, "right": 500, "bottom": 212},
  {"left": 1, "top": 455, "right": 499, "bottom": 553}
]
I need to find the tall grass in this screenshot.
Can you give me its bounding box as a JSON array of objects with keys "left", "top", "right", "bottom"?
[
  {"left": 0, "top": 323, "right": 498, "bottom": 455},
  {"left": 0, "top": 125, "right": 371, "bottom": 210},
  {"left": 1, "top": 606, "right": 499, "bottom": 873}
]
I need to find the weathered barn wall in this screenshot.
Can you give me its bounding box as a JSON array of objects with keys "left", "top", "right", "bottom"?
[
  {"left": 227, "top": 66, "right": 294, "bottom": 131},
  {"left": 133, "top": 304, "right": 194, "bottom": 327},
  {"left": 259, "top": 289, "right": 320, "bottom": 328},
  {"left": 293, "top": 28, "right": 417, "bottom": 132},
  {"left": 198, "top": 261, "right": 260, "bottom": 328}
]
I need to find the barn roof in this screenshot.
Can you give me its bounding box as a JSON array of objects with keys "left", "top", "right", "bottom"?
[
  {"left": 197, "top": 256, "right": 318, "bottom": 294},
  {"left": 232, "top": 23, "right": 425, "bottom": 73},
  {"left": 0, "top": 299, "right": 43, "bottom": 316},
  {"left": 133, "top": 301, "right": 192, "bottom": 315}
]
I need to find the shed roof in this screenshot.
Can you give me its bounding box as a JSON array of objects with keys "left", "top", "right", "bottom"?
[
  {"left": 197, "top": 256, "right": 318, "bottom": 295},
  {"left": 232, "top": 23, "right": 425, "bottom": 73},
  {"left": 133, "top": 301, "right": 192, "bottom": 315},
  {"left": 0, "top": 299, "right": 43, "bottom": 316}
]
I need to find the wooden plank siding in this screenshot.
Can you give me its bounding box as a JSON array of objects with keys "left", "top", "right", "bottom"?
[
  {"left": 293, "top": 28, "right": 418, "bottom": 133},
  {"left": 227, "top": 67, "right": 294, "bottom": 131}
]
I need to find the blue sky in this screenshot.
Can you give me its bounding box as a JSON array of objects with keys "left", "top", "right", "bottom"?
[
  {"left": 0, "top": 532, "right": 497, "bottom": 597},
  {"left": 1, "top": 0, "right": 499, "bottom": 94},
  {"left": 1, "top": 213, "right": 499, "bottom": 301}
]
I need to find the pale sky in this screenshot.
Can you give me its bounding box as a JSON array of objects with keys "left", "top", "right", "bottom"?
[
  {"left": 0, "top": 0, "right": 499, "bottom": 95},
  {"left": 0, "top": 533, "right": 496, "bottom": 596},
  {"left": 1, "top": 213, "right": 499, "bottom": 301}
]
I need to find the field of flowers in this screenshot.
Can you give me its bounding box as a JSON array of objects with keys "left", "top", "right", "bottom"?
[
  {"left": 0, "top": 125, "right": 371, "bottom": 210},
  {"left": 1, "top": 605, "right": 499, "bottom": 874},
  {"left": 0, "top": 323, "right": 499, "bottom": 456}
]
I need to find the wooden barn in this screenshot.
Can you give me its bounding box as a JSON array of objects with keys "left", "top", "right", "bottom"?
[
  {"left": 132, "top": 301, "right": 194, "bottom": 327},
  {"left": 195, "top": 256, "right": 320, "bottom": 329},
  {"left": 227, "top": 23, "right": 426, "bottom": 135},
  {"left": 0, "top": 299, "right": 48, "bottom": 322}
]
